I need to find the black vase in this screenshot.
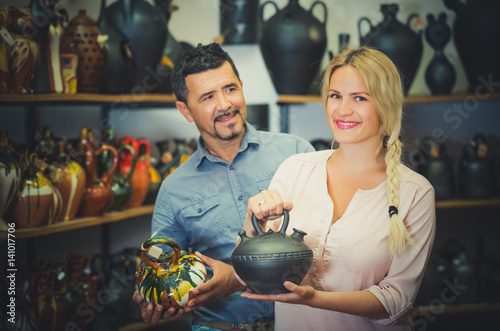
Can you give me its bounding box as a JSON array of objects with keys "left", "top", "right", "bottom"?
[
  {"left": 259, "top": 0, "right": 327, "bottom": 95},
  {"left": 97, "top": 0, "right": 167, "bottom": 94},
  {"left": 443, "top": 0, "right": 500, "bottom": 93},
  {"left": 220, "top": 0, "right": 260, "bottom": 44},
  {"left": 358, "top": 3, "right": 423, "bottom": 95},
  {"left": 425, "top": 13, "right": 456, "bottom": 95}
]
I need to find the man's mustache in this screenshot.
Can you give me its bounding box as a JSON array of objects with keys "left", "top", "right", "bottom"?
[{"left": 214, "top": 108, "right": 240, "bottom": 121}]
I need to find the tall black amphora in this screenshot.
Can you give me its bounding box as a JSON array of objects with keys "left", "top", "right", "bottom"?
[
  {"left": 259, "top": 0, "right": 327, "bottom": 95},
  {"left": 443, "top": 0, "right": 500, "bottom": 93},
  {"left": 358, "top": 3, "right": 423, "bottom": 95}
]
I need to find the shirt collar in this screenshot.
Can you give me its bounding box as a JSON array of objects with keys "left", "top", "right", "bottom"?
[{"left": 192, "top": 123, "right": 260, "bottom": 167}]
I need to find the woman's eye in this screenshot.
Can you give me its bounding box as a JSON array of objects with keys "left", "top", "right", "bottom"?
[
  {"left": 329, "top": 93, "right": 340, "bottom": 99},
  {"left": 355, "top": 96, "right": 367, "bottom": 101}
]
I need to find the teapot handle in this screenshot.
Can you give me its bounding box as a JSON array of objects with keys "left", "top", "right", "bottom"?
[
  {"left": 406, "top": 13, "right": 422, "bottom": 35},
  {"left": 140, "top": 236, "right": 181, "bottom": 269},
  {"left": 310, "top": 1, "right": 327, "bottom": 27},
  {"left": 357, "top": 17, "right": 373, "bottom": 43},
  {"left": 260, "top": 1, "right": 278, "bottom": 23},
  {"left": 251, "top": 209, "right": 289, "bottom": 235},
  {"left": 117, "top": 144, "right": 137, "bottom": 181}
]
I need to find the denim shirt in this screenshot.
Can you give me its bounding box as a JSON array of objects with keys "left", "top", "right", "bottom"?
[{"left": 151, "top": 123, "right": 315, "bottom": 324}]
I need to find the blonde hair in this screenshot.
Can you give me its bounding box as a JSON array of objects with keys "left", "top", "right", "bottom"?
[{"left": 322, "top": 46, "right": 410, "bottom": 254}]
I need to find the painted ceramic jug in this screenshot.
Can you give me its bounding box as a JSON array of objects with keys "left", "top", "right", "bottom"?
[
  {"left": 119, "top": 137, "right": 152, "bottom": 208},
  {"left": 78, "top": 128, "right": 118, "bottom": 217},
  {"left": 0, "top": 135, "right": 21, "bottom": 230},
  {"left": 111, "top": 144, "right": 136, "bottom": 210},
  {"left": 136, "top": 236, "right": 207, "bottom": 308},
  {"left": 8, "top": 152, "right": 54, "bottom": 229},
  {"left": 49, "top": 141, "right": 86, "bottom": 222},
  {"left": 232, "top": 210, "right": 313, "bottom": 294}
]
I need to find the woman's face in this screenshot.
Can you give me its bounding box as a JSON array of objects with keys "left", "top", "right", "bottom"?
[{"left": 325, "top": 65, "right": 381, "bottom": 147}]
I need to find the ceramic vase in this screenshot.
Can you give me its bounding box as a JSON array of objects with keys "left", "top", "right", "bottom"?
[
  {"left": 78, "top": 128, "right": 118, "bottom": 217},
  {"left": 425, "top": 13, "right": 455, "bottom": 95},
  {"left": 119, "top": 137, "right": 151, "bottom": 209},
  {"left": 358, "top": 3, "right": 423, "bottom": 95},
  {"left": 220, "top": 0, "right": 260, "bottom": 44},
  {"left": 259, "top": 0, "right": 327, "bottom": 95},
  {"left": 443, "top": 0, "right": 500, "bottom": 92},
  {"left": 111, "top": 144, "right": 136, "bottom": 211},
  {"left": 61, "top": 8, "right": 106, "bottom": 93},
  {"left": 0, "top": 137, "right": 21, "bottom": 230},
  {"left": 9, "top": 153, "right": 54, "bottom": 229}
]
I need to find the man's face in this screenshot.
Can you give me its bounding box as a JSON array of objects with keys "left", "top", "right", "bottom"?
[{"left": 178, "top": 61, "right": 247, "bottom": 143}]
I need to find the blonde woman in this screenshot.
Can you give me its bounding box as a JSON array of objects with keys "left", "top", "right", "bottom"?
[{"left": 240, "top": 47, "right": 436, "bottom": 330}]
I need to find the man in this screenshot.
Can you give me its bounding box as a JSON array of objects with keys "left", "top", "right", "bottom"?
[{"left": 133, "top": 43, "right": 315, "bottom": 330}]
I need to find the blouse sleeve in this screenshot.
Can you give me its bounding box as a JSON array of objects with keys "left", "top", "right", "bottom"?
[{"left": 367, "top": 183, "right": 436, "bottom": 325}]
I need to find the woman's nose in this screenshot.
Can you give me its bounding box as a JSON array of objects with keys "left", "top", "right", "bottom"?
[{"left": 337, "top": 100, "right": 353, "bottom": 116}]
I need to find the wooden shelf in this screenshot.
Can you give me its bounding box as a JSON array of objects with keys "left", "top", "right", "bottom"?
[
  {"left": 0, "top": 205, "right": 154, "bottom": 240},
  {"left": 413, "top": 303, "right": 500, "bottom": 315},
  {"left": 0, "top": 93, "right": 177, "bottom": 106},
  {"left": 436, "top": 198, "right": 500, "bottom": 209},
  {"left": 278, "top": 93, "right": 500, "bottom": 105}
]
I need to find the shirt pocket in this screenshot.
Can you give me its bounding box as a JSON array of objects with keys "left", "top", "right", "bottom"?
[{"left": 180, "top": 195, "right": 227, "bottom": 245}]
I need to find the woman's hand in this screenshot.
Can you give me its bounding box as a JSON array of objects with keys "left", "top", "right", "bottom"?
[
  {"left": 241, "top": 281, "right": 316, "bottom": 305},
  {"left": 243, "top": 189, "right": 293, "bottom": 237}
]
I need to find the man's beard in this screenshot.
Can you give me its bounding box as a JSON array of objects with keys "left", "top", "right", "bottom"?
[{"left": 213, "top": 109, "right": 244, "bottom": 141}]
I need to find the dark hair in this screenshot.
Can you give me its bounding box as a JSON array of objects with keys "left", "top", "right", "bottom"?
[{"left": 171, "top": 43, "right": 240, "bottom": 103}]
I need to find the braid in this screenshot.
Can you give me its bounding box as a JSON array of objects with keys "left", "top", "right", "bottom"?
[{"left": 385, "top": 136, "right": 410, "bottom": 254}]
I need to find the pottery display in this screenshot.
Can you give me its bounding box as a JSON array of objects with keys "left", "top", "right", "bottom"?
[
  {"left": 78, "top": 128, "right": 118, "bottom": 217},
  {"left": 0, "top": 5, "right": 40, "bottom": 94},
  {"left": 220, "top": 0, "right": 260, "bottom": 44},
  {"left": 97, "top": 0, "right": 168, "bottom": 94},
  {"left": 0, "top": 135, "right": 21, "bottom": 230},
  {"left": 8, "top": 153, "right": 55, "bottom": 229},
  {"left": 119, "top": 137, "right": 151, "bottom": 208},
  {"left": 232, "top": 210, "right": 313, "bottom": 294},
  {"left": 443, "top": 0, "right": 500, "bottom": 92},
  {"left": 259, "top": 0, "right": 327, "bottom": 95},
  {"left": 425, "top": 13, "right": 455, "bottom": 95},
  {"left": 136, "top": 236, "right": 207, "bottom": 308},
  {"left": 111, "top": 144, "right": 136, "bottom": 211},
  {"left": 61, "top": 8, "right": 106, "bottom": 93},
  {"left": 415, "top": 137, "right": 455, "bottom": 200},
  {"left": 358, "top": 3, "right": 423, "bottom": 95},
  {"left": 458, "top": 134, "right": 498, "bottom": 199}
]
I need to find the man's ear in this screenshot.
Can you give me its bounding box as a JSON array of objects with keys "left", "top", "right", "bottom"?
[{"left": 176, "top": 101, "right": 194, "bottom": 122}]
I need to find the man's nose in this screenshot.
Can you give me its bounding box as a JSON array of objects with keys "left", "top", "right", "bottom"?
[{"left": 216, "top": 93, "right": 232, "bottom": 111}]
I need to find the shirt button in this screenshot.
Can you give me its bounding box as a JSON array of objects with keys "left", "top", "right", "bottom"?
[
  {"left": 230, "top": 165, "right": 234, "bottom": 170},
  {"left": 238, "top": 196, "right": 243, "bottom": 200},
  {"left": 198, "top": 208, "right": 202, "bottom": 213}
]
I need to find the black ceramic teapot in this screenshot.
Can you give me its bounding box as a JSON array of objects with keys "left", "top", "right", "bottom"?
[{"left": 232, "top": 210, "right": 313, "bottom": 294}]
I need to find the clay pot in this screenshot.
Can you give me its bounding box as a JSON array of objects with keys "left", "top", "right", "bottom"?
[
  {"left": 358, "top": 3, "right": 423, "bottom": 95},
  {"left": 111, "top": 144, "right": 136, "bottom": 211},
  {"left": 61, "top": 8, "right": 105, "bottom": 93},
  {"left": 78, "top": 128, "right": 118, "bottom": 217},
  {"left": 119, "top": 137, "right": 151, "bottom": 208},
  {"left": 9, "top": 153, "right": 54, "bottom": 229},
  {"left": 259, "top": 0, "right": 327, "bottom": 95},
  {"left": 0, "top": 136, "right": 22, "bottom": 230},
  {"left": 232, "top": 210, "right": 313, "bottom": 294},
  {"left": 136, "top": 236, "right": 207, "bottom": 308}
]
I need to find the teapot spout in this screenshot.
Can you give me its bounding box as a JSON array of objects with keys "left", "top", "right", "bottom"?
[
  {"left": 291, "top": 228, "right": 307, "bottom": 241},
  {"left": 238, "top": 230, "right": 248, "bottom": 241}
]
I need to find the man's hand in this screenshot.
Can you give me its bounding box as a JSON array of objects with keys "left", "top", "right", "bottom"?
[
  {"left": 185, "top": 252, "right": 246, "bottom": 312},
  {"left": 132, "top": 290, "right": 185, "bottom": 324}
]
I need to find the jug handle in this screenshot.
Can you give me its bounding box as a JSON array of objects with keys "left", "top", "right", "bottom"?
[
  {"left": 137, "top": 138, "right": 151, "bottom": 155},
  {"left": 121, "top": 136, "right": 138, "bottom": 154},
  {"left": 251, "top": 209, "right": 289, "bottom": 235},
  {"left": 260, "top": 1, "right": 279, "bottom": 23},
  {"left": 310, "top": 1, "right": 327, "bottom": 27},
  {"left": 96, "top": 144, "right": 118, "bottom": 186},
  {"left": 140, "top": 236, "right": 181, "bottom": 269},
  {"left": 357, "top": 17, "right": 373, "bottom": 43},
  {"left": 117, "top": 144, "right": 137, "bottom": 181}
]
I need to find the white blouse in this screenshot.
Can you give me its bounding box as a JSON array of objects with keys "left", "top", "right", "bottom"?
[{"left": 267, "top": 150, "right": 436, "bottom": 330}]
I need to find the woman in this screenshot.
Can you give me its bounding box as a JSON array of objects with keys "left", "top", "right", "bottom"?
[{"left": 239, "top": 47, "right": 436, "bottom": 329}]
